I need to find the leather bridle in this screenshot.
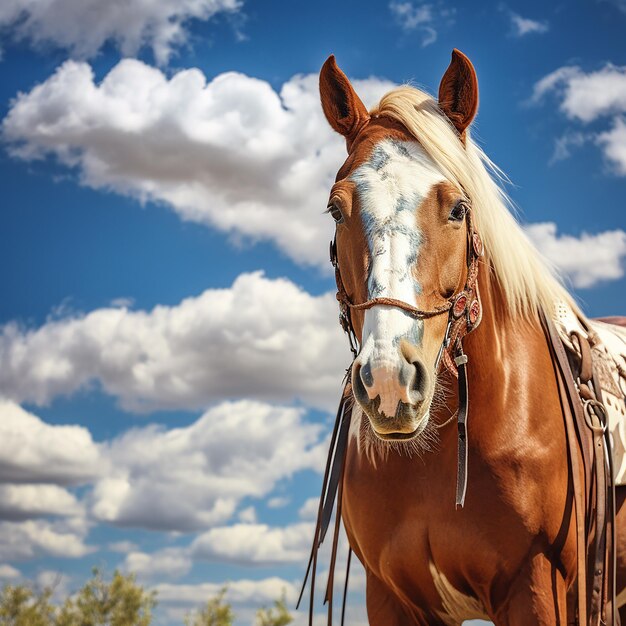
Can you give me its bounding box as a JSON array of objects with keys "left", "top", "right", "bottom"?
[{"left": 330, "top": 204, "right": 484, "bottom": 507}]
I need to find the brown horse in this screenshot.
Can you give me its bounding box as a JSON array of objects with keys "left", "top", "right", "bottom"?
[{"left": 317, "top": 50, "right": 626, "bottom": 625}]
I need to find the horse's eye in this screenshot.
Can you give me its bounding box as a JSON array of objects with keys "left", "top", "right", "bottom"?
[
  {"left": 448, "top": 200, "right": 468, "bottom": 223},
  {"left": 326, "top": 202, "right": 344, "bottom": 224}
]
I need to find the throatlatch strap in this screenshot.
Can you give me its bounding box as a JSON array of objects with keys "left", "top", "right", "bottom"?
[{"left": 455, "top": 344, "right": 470, "bottom": 509}]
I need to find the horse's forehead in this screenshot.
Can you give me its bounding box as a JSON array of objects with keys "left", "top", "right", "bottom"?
[{"left": 348, "top": 136, "right": 446, "bottom": 212}]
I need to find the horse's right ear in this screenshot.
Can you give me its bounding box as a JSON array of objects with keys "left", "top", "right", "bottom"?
[{"left": 319, "top": 55, "right": 369, "bottom": 145}]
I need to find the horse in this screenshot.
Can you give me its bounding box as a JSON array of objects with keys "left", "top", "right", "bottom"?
[{"left": 314, "top": 49, "right": 626, "bottom": 625}]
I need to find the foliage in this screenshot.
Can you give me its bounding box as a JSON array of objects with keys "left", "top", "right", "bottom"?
[
  {"left": 0, "top": 585, "right": 55, "bottom": 626},
  {"left": 56, "top": 568, "right": 156, "bottom": 626},
  {"left": 184, "top": 587, "right": 234, "bottom": 626},
  {"left": 0, "top": 568, "right": 155, "bottom": 626},
  {"left": 0, "top": 570, "right": 293, "bottom": 626},
  {"left": 255, "top": 593, "right": 293, "bottom": 626}
]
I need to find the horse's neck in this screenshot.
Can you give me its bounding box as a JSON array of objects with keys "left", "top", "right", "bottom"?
[{"left": 461, "top": 265, "right": 555, "bottom": 439}]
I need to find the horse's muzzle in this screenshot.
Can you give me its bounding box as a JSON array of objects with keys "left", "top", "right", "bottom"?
[{"left": 352, "top": 357, "right": 431, "bottom": 439}]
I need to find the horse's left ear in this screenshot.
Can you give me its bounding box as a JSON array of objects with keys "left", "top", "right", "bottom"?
[
  {"left": 319, "top": 55, "right": 369, "bottom": 147},
  {"left": 438, "top": 49, "right": 479, "bottom": 140}
]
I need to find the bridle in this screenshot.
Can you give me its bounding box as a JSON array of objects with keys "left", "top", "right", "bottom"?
[{"left": 330, "top": 205, "right": 484, "bottom": 383}]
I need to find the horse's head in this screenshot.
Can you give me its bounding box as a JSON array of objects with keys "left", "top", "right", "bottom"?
[{"left": 320, "top": 50, "right": 480, "bottom": 442}]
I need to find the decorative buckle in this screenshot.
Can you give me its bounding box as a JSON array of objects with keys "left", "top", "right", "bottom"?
[
  {"left": 452, "top": 294, "right": 468, "bottom": 318},
  {"left": 468, "top": 299, "right": 480, "bottom": 326}
]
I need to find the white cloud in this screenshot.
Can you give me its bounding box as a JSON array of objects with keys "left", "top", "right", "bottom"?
[
  {"left": 525, "top": 222, "right": 626, "bottom": 288},
  {"left": 123, "top": 548, "right": 192, "bottom": 581},
  {"left": 0, "top": 272, "right": 348, "bottom": 412},
  {"left": 389, "top": 1, "right": 453, "bottom": 46},
  {"left": 549, "top": 131, "right": 588, "bottom": 164},
  {"left": 156, "top": 577, "right": 299, "bottom": 626},
  {"left": 531, "top": 64, "right": 626, "bottom": 123},
  {"left": 530, "top": 63, "right": 626, "bottom": 174},
  {"left": 108, "top": 540, "right": 138, "bottom": 553},
  {"left": 192, "top": 522, "right": 313, "bottom": 565},
  {"left": 2, "top": 59, "right": 393, "bottom": 269},
  {"left": 237, "top": 506, "right": 257, "bottom": 523},
  {"left": 509, "top": 12, "right": 549, "bottom": 36},
  {"left": 0, "top": 519, "right": 93, "bottom": 561},
  {"left": 597, "top": 116, "right": 626, "bottom": 175},
  {"left": 35, "top": 570, "right": 72, "bottom": 603},
  {"left": 156, "top": 576, "right": 297, "bottom": 609},
  {"left": 109, "top": 297, "right": 135, "bottom": 309},
  {"left": 298, "top": 497, "right": 319, "bottom": 521},
  {"left": 0, "top": 484, "right": 82, "bottom": 521},
  {"left": 0, "top": 0, "right": 241, "bottom": 65},
  {"left": 0, "top": 400, "right": 101, "bottom": 485},
  {"left": 91, "top": 400, "right": 326, "bottom": 531},
  {"left": 267, "top": 496, "right": 290, "bottom": 509},
  {"left": 0, "top": 564, "right": 21, "bottom": 579}
]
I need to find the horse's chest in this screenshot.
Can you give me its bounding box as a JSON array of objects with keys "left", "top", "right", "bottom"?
[{"left": 342, "top": 450, "right": 492, "bottom": 623}]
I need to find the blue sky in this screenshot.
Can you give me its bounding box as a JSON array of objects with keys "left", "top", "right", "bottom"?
[{"left": 0, "top": 0, "right": 624, "bottom": 624}]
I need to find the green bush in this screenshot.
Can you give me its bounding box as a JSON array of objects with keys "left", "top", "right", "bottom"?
[{"left": 0, "top": 570, "right": 292, "bottom": 626}]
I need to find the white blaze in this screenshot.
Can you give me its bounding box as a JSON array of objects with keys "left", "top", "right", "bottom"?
[{"left": 350, "top": 139, "right": 445, "bottom": 414}]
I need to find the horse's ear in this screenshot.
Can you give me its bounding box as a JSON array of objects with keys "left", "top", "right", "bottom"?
[
  {"left": 319, "top": 55, "right": 369, "bottom": 145},
  {"left": 438, "top": 49, "right": 479, "bottom": 139}
]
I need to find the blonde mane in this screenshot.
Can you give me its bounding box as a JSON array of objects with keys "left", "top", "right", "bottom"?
[{"left": 370, "top": 86, "right": 581, "bottom": 320}]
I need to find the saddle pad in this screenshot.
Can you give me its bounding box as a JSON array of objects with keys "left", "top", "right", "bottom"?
[{"left": 553, "top": 302, "right": 626, "bottom": 484}]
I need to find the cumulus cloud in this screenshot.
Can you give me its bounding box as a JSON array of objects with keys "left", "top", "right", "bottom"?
[
  {"left": 298, "top": 497, "right": 319, "bottom": 521},
  {"left": 91, "top": 400, "right": 326, "bottom": 531},
  {"left": 525, "top": 222, "right": 626, "bottom": 288},
  {"left": 0, "top": 272, "right": 347, "bottom": 412},
  {"left": 0, "top": 484, "right": 82, "bottom": 521},
  {"left": 192, "top": 522, "right": 313, "bottom": 565},
  {"left": 237, "top": 506, "right": 258, "bottom": 522},
  {"left": 108, "top": 540, "right": 138, "bottom": 553},
  {"left": 0, "top": 519, "right": 93, "bottom": 561},
  {"left": 123, "top": 548, "right": 192, "bottom": 581},
  {"left": 530, "top": 63, "right": 626, "bottom": 173},
  {"left": 509, "top": 12, "right": 549, "bottom": 36},
  {"left": 0, "top": 564, "right": 21, "bottom": 579},
  {"left": 2, "top": 59, "right": 393, "bottom": 268},
  {"left": 389, "top": 1, "right": 453, "bottom": 46},
  {"left": 597, "top": 116, "right": 626, "bottom": 175},
  {"left": 0, "top": 0, "right": 241, "bottom": 65},
  {"left": 0, "top": 401, "right": 101, "bottom": 485},
  {"left": 531, "top": 64, "right": 626, "bottom": 123},
  {"left": 156, "top": 577, "right": 297, "bottom": 612}
]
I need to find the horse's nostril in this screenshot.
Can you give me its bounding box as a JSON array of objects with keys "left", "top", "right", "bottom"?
[
  {"left": 360, "top": 362, "right": 374, "bottom": 388},
  {"left": 410, "top": 359, "right": 427, "bottom": 398}
]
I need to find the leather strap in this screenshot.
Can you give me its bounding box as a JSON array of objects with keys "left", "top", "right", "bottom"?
[
  {"left": 454, "top": 343, "right": 470, "bottom": 509},
  {"left": 541, "top": 312, "right": 588, "bottom": 624},
  {"left": 340, "top": 548, "right": 352, "bottom": 626},
  {"left": 297, "top": 380, "right": 353, "bottom": 625},
  {"left": 541, "top": 312, "right": 617, "bottom": 625}
]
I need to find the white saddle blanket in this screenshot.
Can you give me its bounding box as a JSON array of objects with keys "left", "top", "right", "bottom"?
[{"left": 553, "top": 303, "right": 626, "bottom": 484}]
